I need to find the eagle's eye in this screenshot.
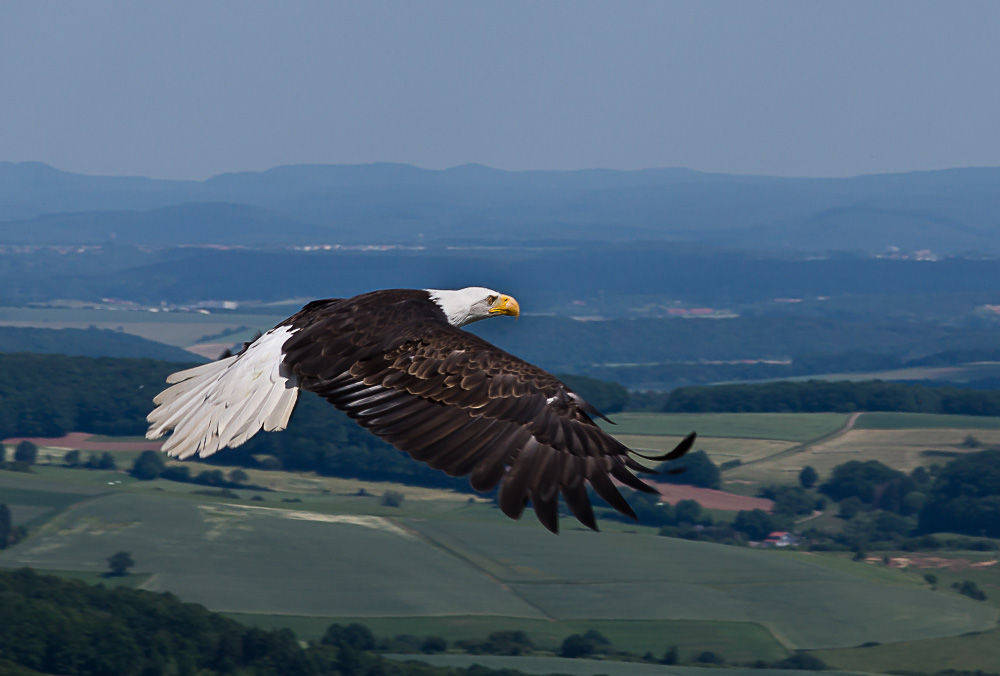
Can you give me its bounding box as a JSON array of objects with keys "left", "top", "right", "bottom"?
[{"left": 487, "top": 294, "right": 497, "bottom": 304}]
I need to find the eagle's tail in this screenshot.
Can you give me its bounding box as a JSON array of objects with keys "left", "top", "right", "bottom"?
[{"left": 146, "top": 326, "right": 300, "bottom": 459}]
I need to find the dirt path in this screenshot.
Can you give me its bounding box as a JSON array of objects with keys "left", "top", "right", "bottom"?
[{"left": 738, "top": 411, "right": 863, "bottom": 467}]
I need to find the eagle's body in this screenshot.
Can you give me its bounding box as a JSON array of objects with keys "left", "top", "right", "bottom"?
[{"left": 147, "top": 287, "right": 694, "bottom": 533}]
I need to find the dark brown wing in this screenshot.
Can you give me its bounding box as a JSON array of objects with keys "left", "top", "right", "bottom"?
[{"left": 281, "top": 297, "right": 694, "bottom": 533}]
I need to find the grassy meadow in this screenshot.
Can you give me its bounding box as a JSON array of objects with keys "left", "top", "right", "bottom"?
[
  {"left": 810, "top": 626, "right": 1000, "bottom": 674},
  {"left": 1, "top": 476, "right": 996, "bottom": 656},
  {"left": 602, "top": 412, "right": 848, "bottom": 441},
  {"left": 3, "top": 410, "right": 1000, "bottom": 673}
]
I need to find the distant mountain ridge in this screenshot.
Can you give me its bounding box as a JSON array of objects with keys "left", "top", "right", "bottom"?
[{"left": 2, "top": 161, "right": 1000, "bottom": 251}]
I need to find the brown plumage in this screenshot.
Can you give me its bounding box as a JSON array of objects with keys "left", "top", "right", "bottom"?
[{"left": 147, "top": 287, "right": 695, "bottom": 533}]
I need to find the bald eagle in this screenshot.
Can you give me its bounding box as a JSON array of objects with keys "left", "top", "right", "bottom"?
[{"left": 146, "top": 287, "right": 695, "bottom": 533}]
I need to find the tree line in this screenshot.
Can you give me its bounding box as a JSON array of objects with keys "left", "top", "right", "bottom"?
[
  {"left": 658, "top": 379, "right": 1000, "bottom": 415},
  {"left": 0, "top": 352, "right": 627, "bottom": 491}
]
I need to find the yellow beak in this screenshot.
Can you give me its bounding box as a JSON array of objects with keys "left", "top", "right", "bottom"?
[{"left": 489, "top": 294, "right": 520, "bottom": 318}]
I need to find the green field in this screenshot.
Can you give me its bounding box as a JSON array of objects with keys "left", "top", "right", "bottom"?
[
  {"left": 1, "top": 489, "right": 995, "bottom": 653},
  {"left": 0, "top": 473, "right": 107, "bottom": 527},
  {"left": 386, "top": 654, "right": 865, "bottom": 676},
  {"left": 5, "top": 411, "right": 1000, "bottom": 673},
  {"left": 812, "top": 626, "right": 1000, "bottom": 674},
  {"left": 603, "top": 413, "right": 848, "bottom": 441},
  {"left": 855, "top": 411, "right": 1000, "bottom": 429}
]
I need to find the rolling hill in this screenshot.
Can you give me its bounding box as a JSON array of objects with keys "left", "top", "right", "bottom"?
[{"left": 3, "top": 161, "right": 1000, "bottom": 251}]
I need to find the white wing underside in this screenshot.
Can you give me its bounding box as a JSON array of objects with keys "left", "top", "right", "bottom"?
[{"left": 146, "top": 326, "right": 300, "bottom": 459}]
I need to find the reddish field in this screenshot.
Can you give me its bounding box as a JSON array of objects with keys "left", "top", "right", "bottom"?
[
  {"left": 651, "top": 482, "right": 774, "bottom": 512},
  {"left": 2, "top": 432, "right": 163, "bottom": 452}
]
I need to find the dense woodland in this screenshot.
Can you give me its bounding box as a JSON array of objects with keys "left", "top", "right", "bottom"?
[
  {"left": 0, "top": 568, "right": 537, "bottom": 676},
  {"left": 0, "top": 326, "right": 197, "bottom": 362},
  {"left": 659, "top": 379, "right": 1000, "bottom": 415},
  {"left": 0, "top": 353, "right": 627, "bottom": 491}
]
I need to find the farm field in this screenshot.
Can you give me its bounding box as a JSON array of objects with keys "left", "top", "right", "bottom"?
[
  {"left": 855, "top": 411, "right": 1000, "bottom": 429},
  {"left": 785, "top": 361, "right": 1000, "bottom": 385},
  {"left": 4, "top": 410, "right": 1000, "bottom": 672},
  {"left": 0, "top": 492, "right": 546, "bottom": 619},
  {"left": 725, "top": 425, "right": 1000, "bottom": 484},
  {"left": 1, "top": 485, "right": 996, "bottom": 654},
  {"left": 615, "top": 434, "right": 798, "bottom": 471},
  {"left": 0, "top": 305, "right": 283, "bottom": 348},
  {"left": 603, "top": 412, "right": 848, "bottom": 441},
  {"left": 810, "top": 625, "right": 1000, "bottom": 674},
  {"left": 407, "top": 519, "right": 997, "bottom": 650}
]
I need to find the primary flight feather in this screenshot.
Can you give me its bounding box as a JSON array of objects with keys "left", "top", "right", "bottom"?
[{"left": 147, "top": 287, "right": 695, "bottom": 533}]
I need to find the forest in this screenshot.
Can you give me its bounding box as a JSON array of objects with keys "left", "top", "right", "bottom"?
[
  {"left": 0, "top": 568, "right": 531, "bottom": 676},
  {"left": 0, "top": 326, "right": 196, "bottom": 362},
  {"left": 6, "top": 351, "right": 1000, "bottom": 488},
  {"left": 659, "top": 379, "right": 1000, "bottom": 416}
]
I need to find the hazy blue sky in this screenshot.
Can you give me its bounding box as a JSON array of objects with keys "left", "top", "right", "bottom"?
[{"left": 2, "top": 1, "right": 999, "bottom": 179}]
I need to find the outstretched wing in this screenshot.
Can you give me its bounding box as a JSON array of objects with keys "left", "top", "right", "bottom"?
[{"left": 282, "top": 308, "right": 694, "bottom": 533}]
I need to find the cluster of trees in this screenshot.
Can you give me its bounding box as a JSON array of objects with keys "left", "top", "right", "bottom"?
[
  {"left": 0, "top": 353, "right": 183, "bottom": 439},
  {"left": 1, "top": 568, "right": 832, "bottom": 674},
  {"left": 952, "top": 580, "right": 988, "bottom": 601},
  {"left": 0, "top": 440, "right": 39, "bottom": 472},
  {"left": 820, "top": 460, "right": 930, "bottom": 515},
  {"left": 0, "top": 567, "right": 317, "bottom": 676},
  {"left": 813, "top": 452, "right": 1000, "bottom": 544},
  {"left": 612, "top": 447, "right": 1000, "bottom": 553},
  {"left": 0, "top": 568, "right": 545, "bottom": 676},
  {"left": 778, "top": 451, "right": 1000, "bottom": 552},
  {"left": 660, "top": 379, "right": 1000, "bottom": 416},
  {"left": 63, "top": 449, "right": 117, "bottom": 470},
  {"left": 130, "top": 450, "right": 260, "bottom": 491},
  {"left": 918, "top": 449, "right": 1000, "bottom": 538},
  {"left": 557, "top": 374, "right": 630, "bottom": 414},
  {"left": 559, "top": 630, "right": 613, "bottom": 659}
]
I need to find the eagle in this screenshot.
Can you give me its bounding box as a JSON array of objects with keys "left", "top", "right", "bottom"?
[{"left": 146, "top": 287, "right": 695, "bottom": 533}]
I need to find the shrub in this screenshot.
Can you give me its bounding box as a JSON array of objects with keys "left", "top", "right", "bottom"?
[
  {"left": 420, "top": 636, "right": 447, "bottom": 654},
  {"left": 381, "top": 490, "right": 405, "bottom": 507},
  {"left": 775, "top": 653, "right": 828, "bottom": 670},
  {"left": 131, "top": 450, "right": 164, "bottom": 480}
]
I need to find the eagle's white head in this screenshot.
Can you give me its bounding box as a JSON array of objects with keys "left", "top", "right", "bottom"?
[{"left": 426, "top": 287, "right": 520, "bottom": 327}]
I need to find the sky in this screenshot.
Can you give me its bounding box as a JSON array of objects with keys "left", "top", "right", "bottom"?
[{"left": 2, "top": 1, "right": 999, "bottom": 180}]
